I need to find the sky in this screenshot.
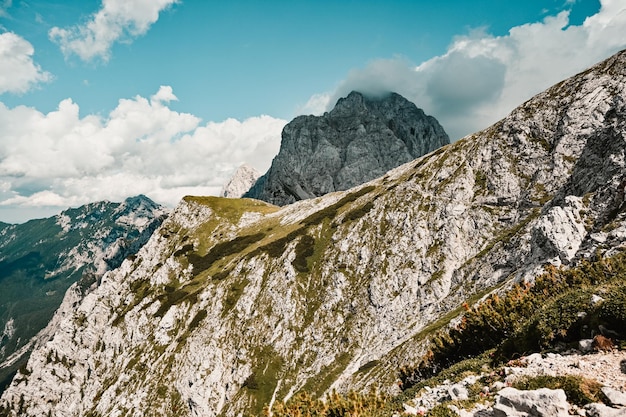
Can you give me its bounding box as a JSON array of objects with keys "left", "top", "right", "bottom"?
[{"left": 0, "top": 0, "right": 625, "bottom": 224}]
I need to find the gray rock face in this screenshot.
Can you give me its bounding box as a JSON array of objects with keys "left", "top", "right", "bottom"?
[
  {"left": 493, "top": 387, "right": 569, "bottom": 417},
  {"left": 244, "top": 91, "right": 449, "bottom": 205},
  {"left": 2, "top": 50, "right": 626, "bottom": 417},
  {"left": 220, "top": 164, "right": 261, "bottom": 198}
]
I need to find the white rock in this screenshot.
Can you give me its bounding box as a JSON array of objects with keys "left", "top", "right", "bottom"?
[
  {"left": 602, "top": 387, "right": 626, "bottom": 407},
  {"left": 585, "top": 403, "right": 626, "bottom": 417},
  {"left": 579, "top": 339, "right": 594, "bottom": 353},
  {"left": 493, "top": 387, "right": 570, "bottom": 417}
]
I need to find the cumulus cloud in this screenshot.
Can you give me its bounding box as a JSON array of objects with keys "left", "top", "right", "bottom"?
[
  {"left": 49, "top": 0, "right": 178, "bottom": 62},
  {"left": 0, "top": 86, "right": 286, "bottom": 218},
  {"left": 322, "top": 0, "right": 626, "bottom": 140},
  {"left": 0, "top": 32, "right": 51, "bottom": 94}
]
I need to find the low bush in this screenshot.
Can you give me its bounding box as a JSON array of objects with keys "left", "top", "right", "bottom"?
[
  {"left": 400, "top": 252, "right": 626, "bottom": 389},
  {"left": 512, "top": 375, "right": 604, "bottom": 406}
]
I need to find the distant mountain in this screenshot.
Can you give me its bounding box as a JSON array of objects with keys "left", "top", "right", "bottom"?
[
  {"left": 0, "top": 195, "right": 168, "bottom": 393},
  {"left": 221, "top": 164, "right": 261, "bottom": 198},
  {"left": 2, "top": 50, "right": 626, "bottom": 417},
  {"left": 244, "top": 91, "right": 449, "bottom": 205}
]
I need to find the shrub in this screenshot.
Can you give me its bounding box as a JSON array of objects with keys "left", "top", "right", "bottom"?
[
  {"left": 267, "top": 390, "right": 387, "bottom": 417},
  {"left": 512, "top": 375, "right": 604, "bottom": 406},
  {"left": 399, "top": 252, "right": 626, "bottom": 390}
]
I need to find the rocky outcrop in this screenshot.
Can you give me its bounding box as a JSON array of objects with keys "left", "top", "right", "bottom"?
[
  {"left": 244, "top": 91, "right": 449, "bottom": 205},
  {"left": 1, "top": 51, "right": 626, "bottom": 417},
  {"left": 493, "top": 388, "right": 569, "bottom": 417},
  {"left": 221, "top": 164, "right": 261, "bottom": 198}
]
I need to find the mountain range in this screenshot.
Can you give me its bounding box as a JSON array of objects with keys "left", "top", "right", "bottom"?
[
  {"left": 0, "top": 196, "right": 168, "bottom": 393},
  {"left": 1, "top": 50, "right": 626, "bottom": 416}
]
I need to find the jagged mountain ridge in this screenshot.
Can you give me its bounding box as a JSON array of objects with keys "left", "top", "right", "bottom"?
[
  {"left": 1, "top": 50, "right": 626, "bottom": 417},
  {"left": 0, "top": 195, "right": 168, "bottom": 393},
  {"left": 245, "top": 91, "right": 450, "bottom": 205}
]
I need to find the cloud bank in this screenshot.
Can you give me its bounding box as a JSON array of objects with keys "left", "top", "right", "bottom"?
[
  {"left": 0, "top": 86, "right": 285, "bottom": 218},
  {"left": 0, "top": 32, "right": 51, "bottom": 94},
  {"left": 318, "top": 0, "right": 626, "bottom": 140},
  {"left": 49, "top": 0, "right": 178, "bottom": 62}
]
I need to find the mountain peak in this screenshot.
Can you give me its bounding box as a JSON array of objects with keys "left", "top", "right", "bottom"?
[
  {"left": 221, "top": 164, "right": 261, "bottom": 198},
  {"left": 245, "top": 91, "right": 449, "bottom": 205}
]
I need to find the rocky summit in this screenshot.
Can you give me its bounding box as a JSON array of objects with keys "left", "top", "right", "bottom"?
[
  {"left": 244, "top": 91, "right": 449, "bottom": 205},
  {"left": 1, "top": 50, "right": 626, "bottom": 417},
  {"left": 221, "top": 164, "right": 261, "bottom": 198}
]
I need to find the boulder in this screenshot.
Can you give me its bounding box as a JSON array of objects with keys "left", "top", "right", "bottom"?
[
  {"left": 585, "top": 403, "right": 626, "bottom": 417},
  {"left": 493, "top": 387, "right": 570, "bottom": 417},
  {"left": 602, "top": 387, "right": 626, "bottom": 407}
]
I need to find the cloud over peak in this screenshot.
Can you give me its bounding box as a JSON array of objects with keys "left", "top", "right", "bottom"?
[
  {"left": 318, "top": 1, "right": 626, "bottom": 140},
  {"left": 49, "top": 0, "right": 179, "bottom": 62}
]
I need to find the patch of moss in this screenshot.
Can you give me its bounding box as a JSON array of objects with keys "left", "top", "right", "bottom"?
[
  {"left": 293, "top": 235, "right": 316, "bottom": 273},
  {"left": 153, "top": 289, "right": 189, "bottom": 317},
  {"left": 188, "top": 232, "right": 266, "bottom": 275},
  {"left": 253, "top": 228, "right": 305, "bottom": 259},
  {"left": 243, "top": 346, "right": 285, "bottom": 415},
  {"left": 222, "top": 279, "right": 249, "bottom": 316},
  {"left": 188, "top": 309, "right": 208, "bottom": 331},
  {"left": 357, "top": 360, "right": 380, "bottom": 374},
  {"left": 474, "top": 170, "right": 487, "bottom": 191},
  {"left": 301, "top": 186, "right": 376, "bottom": 227},
  {"left": 340, "top": 201, "right": 375, "bottom": 224}
]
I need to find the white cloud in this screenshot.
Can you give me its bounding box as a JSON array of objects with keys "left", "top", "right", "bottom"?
[
  {"left": 296, "top": 93, "right": 332, "bottom": 116},
  {"left": 322, "top": 0, "right": 626, "bottom": 140},
  {"left": 0, "top": 87, "right": 286, "bottom": 219},
  {"left": 49, "top": 0, "right": 178, "bottom": 62},
  {"left": 0, "top": 32, "right": 51, "bottom": 94}
]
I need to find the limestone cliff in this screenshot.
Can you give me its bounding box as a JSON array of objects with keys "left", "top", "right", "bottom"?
[
  {"left": 244, "top": 91, "right": 450, "bottom": 205},
  {"left": 1, "top": 50, "right": 626, "bottom": 417},
  {"left": 221, "top": 164, "right": 261, "bottom": 198}
]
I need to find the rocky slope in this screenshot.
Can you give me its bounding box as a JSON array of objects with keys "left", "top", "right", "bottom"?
[
  {"left": 244, "top": 91, "right": 449, "bottom": 205},
  {"left": 221, "top": 164, "right": 261, "bottom": 198},
  {"left": 0, "top": 195, "right": 168, "bottom": 393},
  {"left": 1, "top": 50, "right": 626, "bottom": 417}
]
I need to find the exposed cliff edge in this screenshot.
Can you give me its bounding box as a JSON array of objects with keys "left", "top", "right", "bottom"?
[
  {"left": 244, "top": 91, "right": 450, "bottom": 205},
  {"left": 1, "top": 50, "right": 626, "bottom": 417}
]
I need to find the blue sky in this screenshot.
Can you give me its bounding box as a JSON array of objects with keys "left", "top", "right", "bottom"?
[{"left": 0, "top": 0, "right": 625, "bottom": 223}]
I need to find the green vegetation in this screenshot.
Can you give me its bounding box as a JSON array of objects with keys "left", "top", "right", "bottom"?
[
  {"left": 512, "top": 375, "right": 605, "bottom": 406},
  {"left": 340, "top": 202, "right": 375, "bottom": 224},
  {"left": 188, "top": 309, "right": 208, "bottom": 331},
  {"left": 254, "top": 228, "right": 305, "bottom": 259},
  {"left": 188, "top": 232, "right": 266, "bottom": 275},
  {"left": 153, "top": 288, "right": 190, "bottom": 317},
  {"left": 400, "top": 252, "right": 626, "bottom": 389},
  {"left": 267, "top": 390, "right": 387, "bottom": 417},
  {"left": 293, "top": 235, "right": 316, "bottom": 273},
  {"left": 301, "top": 186, "right": 376, "bottom": 227}
]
